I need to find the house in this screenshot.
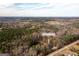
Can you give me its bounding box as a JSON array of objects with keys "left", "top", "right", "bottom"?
[{"left": 41, "top": 32, "right": 56, "bottom": 37}]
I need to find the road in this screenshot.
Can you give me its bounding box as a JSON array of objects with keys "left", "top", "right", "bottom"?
[{"left": 47, "top": 40, "right": 79, "bottom": 56}]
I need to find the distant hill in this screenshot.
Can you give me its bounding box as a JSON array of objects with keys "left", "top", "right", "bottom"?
[{"left": 0, "top": 17, "right": 79, "bottom": 22}]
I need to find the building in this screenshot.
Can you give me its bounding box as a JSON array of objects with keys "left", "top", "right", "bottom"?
[{"left": 41, "top": 32, "right": 56, "bottom": 37}]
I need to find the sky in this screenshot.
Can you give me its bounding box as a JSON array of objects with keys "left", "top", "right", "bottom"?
[{"left": 0, "top": 0, "right": 79, "bottom": 17}]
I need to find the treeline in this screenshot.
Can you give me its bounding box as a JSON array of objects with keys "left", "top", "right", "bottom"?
[
  {"left": 62, "top": 34, "right": 79, "bottom": 45},
  {"left": 0, "top": 28, "right": 39, "bottom": 53}
]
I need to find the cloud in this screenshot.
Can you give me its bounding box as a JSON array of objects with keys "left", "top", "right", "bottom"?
[
  {"left": 0, "top": 3, "right": 51, "bottom": 10},
  {"left": 0, "top": 0, "right": 79, "bottom": 16}
]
